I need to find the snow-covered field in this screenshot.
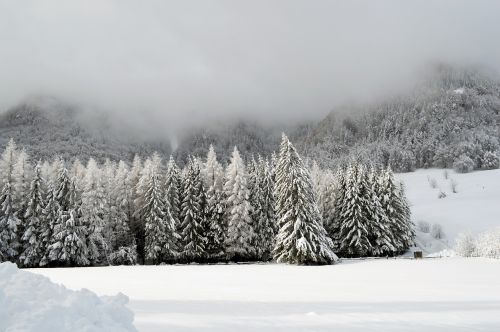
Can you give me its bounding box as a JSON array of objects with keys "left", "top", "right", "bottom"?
[
  {"left": 397, "top": 168, "right": 500, "bottom": 251},
  {"left": 20, "top": 169, "right": 500, "bottom": 331},
  {"left": 30, "top": 258, "right": 500, "bottom": 331}
]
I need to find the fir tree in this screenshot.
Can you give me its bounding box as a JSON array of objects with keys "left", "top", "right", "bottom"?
[
  {"left": 252, "top": 156, "right": 276, "bottom": 261},
  {"left": 19, "top": 163, "right": 46, "bottom": 267},
  {"left": 203, "top": 146, "right": 226, "bottom": 261},
  {"left": 180, "top": 158, "right": 207, "bottom": 262},
  {"left": 224, "top": 147, "right": 256, "bottom": 261},
  {"left": 0, "top": 139, "right": 20, "bottom": 261},
  {"left": 81, "top": 158, "right": 107, "bottom": 264},
  {"left": 137, "top": 154, "right": 177, "bottom": 264},
  {"left": 39, "top": 181, "right": 58, "bottom": 266},
  {"left": 273, "top": 134, "right": 337, "bottom": 265},
  {"left": 164, "top": 156, "right": 182, "bottom": 246}
]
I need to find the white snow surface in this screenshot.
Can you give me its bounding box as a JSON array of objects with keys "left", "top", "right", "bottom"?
[
  {"left": 30, "top": 259, "right": 500, "bottom": 331},
  {"left": 0, "top": 262, "right": 136, "bottom": 332},
  {"left": 397, "top": 168, "right": 500, "bottom": 248}
]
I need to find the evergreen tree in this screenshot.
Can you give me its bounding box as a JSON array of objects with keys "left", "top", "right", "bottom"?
[
  {"left": 379, "top": 167, "right": 415, "bottom": 253},
  {"left": 367, "top": 167, "right": 394, "bottom": 256},
  {"left": 337, "top": 163, "right": 373, "bottom": 257},
  {"left": 81, "top": 158, "right": 107, "bottom": 264},
  {"left": 164, "top": 156, "right": 182, "bottom": 246},
  {"left": 203, "top": 146, "right": 226, "bottom": 261},
  {"left": 0, "top": 139, "right": 20, "bottom": 261},
  {"left": 19, "top": 163, "right": 46, "bottom": 267},
  {"left": 128, "top": 155, "right": 144, "bottom": 263},
  {"left": 326, "top": 168, "right": 347, "bottom": 252},
  {"left": 140, "top": 155, "right": 178, "bottom": 264},
  {"left": 47, "top": 160, "right": 88, "bottom": 266},
  {"left": 180, "top": 158, "right": 207, "bottom": 262},
  {"left": 273, "top": 134, "right": 337, "bottom": 265},
  {"left": 39, "top": 181, "right": 58, "bottom": 266},
  {"left": 224, "top": 147, "right": 256, "bottom": 261},
  {"left": 252, "top": 156, "right": 276, "bottom": 261}
]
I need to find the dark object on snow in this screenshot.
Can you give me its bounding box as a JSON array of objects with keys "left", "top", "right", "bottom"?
[{"left": 414, "top": 251, "right": 423, "bottom": 259}]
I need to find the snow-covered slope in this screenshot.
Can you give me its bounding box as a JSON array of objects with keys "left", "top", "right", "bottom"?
[
  {"left": 0, "top": 262, "right": 136, "bottom": 332},
  {"left": 30, "top": 259, "right": 500, "bottom": 331},
  {"left": 397, "top": 168, "right": 500, "bottom": 252}
]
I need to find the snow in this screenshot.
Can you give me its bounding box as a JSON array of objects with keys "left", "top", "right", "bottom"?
[
  {"left": 396, "top": 168, "right": 500, "bottom": 248},
  {"left": 30, "top": 259, "right": 500, "bottom": 331},
  {"left": 0, "top": 262, "right": 136, "bottom": 332},
  {"left": 454, "top": 87, "right": 465, "bottom": 94}
]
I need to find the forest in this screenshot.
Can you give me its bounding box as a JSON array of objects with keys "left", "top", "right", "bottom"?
[{"left": 0, "top": 135, "right": 413, "bottom": 267}]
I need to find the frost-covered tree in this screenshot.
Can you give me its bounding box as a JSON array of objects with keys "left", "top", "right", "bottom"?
[
  {"left": 367, "top": 168, "right": 394, "bottom": 255},
  {"left": 251, "top": 157, "right": 276, "bottom": 261},
  {"left": 128, "top": 154, "right": 144, "bottom": 261},
  {"left": 336, "top": 163, "right": 373, "bottom": 257},
  {"left": 273, "top": 135, "right": 337, "bottom": 265},
  {"left": 180, "top": 158, "right": 207, "bottom": 262},
  {"left": 224, "top": 147, "right": 256, "bottom": 262},
  {"left": 12, "top": 149, "right": 32, "bottom": 224},
  {"left": 140, "top": 154, "right": 178, "bottom": 264},
  {"left": 379, "top": 167, "right": 415, "bottom": 253},
  {"left": 39, "top": 181, "right": 58, "bottom": 266},
  {"left": 455, "top": 232, "right": 476, "bottom": 257},
  {"left": 164, "top": 156, "right": 182, "bottom": 244},
  {"left": 110, "top": 160, "right": 136, "bottom": 265},
  {"left": 19, "top": 163, "right": 46, "bottom": 267},
  {"left": 81, "top": 158, "right": 107, "bottom": 264},
  {"left": 47, "top": 160, "right": 88, "bottom": 266},
  {"left": 202, "top": 146, "right": 226, "bottom": 261},
  {"left": 0, "top": 139, "right": 20, "bottom": 262}
]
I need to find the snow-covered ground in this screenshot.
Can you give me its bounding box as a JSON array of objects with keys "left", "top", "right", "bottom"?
[
  {"left": 30, "top": 258, "right": 500, "bottom": 331},
  {"left": 0, "top": 262, "right": 135, "bottom": 332},
  {"left": 397, "top": 168, "right": 500, "bottom": 252}
]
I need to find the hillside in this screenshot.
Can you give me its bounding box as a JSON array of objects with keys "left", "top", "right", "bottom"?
[
  {"left": 1, "top": 65, "right": 499, "bottom": 169},
  {"left": 0, "top": 97, "right": 172, "bottom": 163}
]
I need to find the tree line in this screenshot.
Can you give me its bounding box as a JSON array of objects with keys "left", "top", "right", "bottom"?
[{"left": 0, "top": 135, "right": 413, "bottom": 267}]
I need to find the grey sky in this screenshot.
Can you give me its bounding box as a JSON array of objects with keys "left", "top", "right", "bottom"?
[{"left": 0, "top": 0, "right": 499, "bottom": 131}]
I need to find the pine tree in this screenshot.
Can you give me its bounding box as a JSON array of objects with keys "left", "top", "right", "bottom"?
[
  {"left": 0, "top": 139, "right": 20, "bottom": 262},
  {"left": 203, "top": 146, "right": 226, "bottom": 261},
  {"left": 19, "top": 163, "right": 46, "bottom": 267},
  {"left": 110, "top": 160, "right": 136, "bottom": 264},
  {"left": 128, "top": 154, "right": 144, "bottom": 263},
  {"left": 180, "top": 158, "right": 207, "bottom": 262},
  {"left": 39, "top": 181, "right": 58, "bottom": 266},
  {"left": 379, "top": 167, "right": 415, "bottom": 253},
  {"left": 164, "top": 156, "right": 182, "bottom": 247},
  {"left": 47, "top": 159, "right": 88, "bottom": 266},
  {"left": 252, "top": 156, "right": 276, "bottom": 261},
  {"left": 273, "top": 134, "right": 337, "bottom": 265},
  {"left": 326, "top": 168, "right": 347, "bottom": 252},
  {"left": 223, "top": 147, "right": 256, "bottom": 261},
  {"left": 140, "top": 155, "right": 178, "bottom": 264},
  {"left": 367, "top": 167, "right": 394, "bottom": 256},
  {"left": 337, "top": 163, "right": 373, "bottom": 257},
  {"left": 81, "top": 158, "right": 107, "bottom": 264}
]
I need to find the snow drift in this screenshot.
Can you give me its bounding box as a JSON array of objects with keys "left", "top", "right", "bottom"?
[{"left": 0, "top": 262, "right": 136, "bottom": 332}]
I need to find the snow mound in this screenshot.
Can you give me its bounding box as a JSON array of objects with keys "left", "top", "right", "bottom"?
[
  {"left": 0, "top": 262, "right": 136, "bottom": 332},
  {"left": 453, "top": 87, "right": 465, "bottom": 94}
]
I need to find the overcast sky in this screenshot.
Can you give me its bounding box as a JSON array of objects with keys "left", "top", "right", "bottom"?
[{"left": 0, "top": 0, "right": 499, "bottom": 131}]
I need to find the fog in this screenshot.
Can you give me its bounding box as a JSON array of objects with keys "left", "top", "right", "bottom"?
[{"left": 1, "top": 0, "right": 499, "bottom": 134}]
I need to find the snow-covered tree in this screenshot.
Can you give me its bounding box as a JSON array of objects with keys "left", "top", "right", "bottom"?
[
  {"left": 0, "top": 139, "right": 20, "bottom": 261},
  {"left": 251, "top": 156, "right": 276, "bottom": 261},
  {"left": 12, "top": 149, "right": 32, "bottom": 223},
  {"left": 81, "top": 158, "right": 107, "bottom": 264},
  {"left": 224, "top": 147, "right": 256, "bottom": 261},
  {"left": 336, "top": 163, "right": 373, "bottom": 257},
  {"left": 455, "top": 232, "right": 476, "bottom": 257},
  {"left": 180, "top": 158, "right": 207, "bottom": 262},
  {"left": 203, "top": 146, "right": 226, "bottom": 261},
  {"left": 47, "top": 159, "right": 88, "bottom": 266},
  {"left": 164, "top": 156, "right": 182, "bottom": 245},
  {"left": 19, "top": 163, "right": 46, "bottom": 267},
  {"left": 139, "top": 154, "right": 178, "bottom": 264},
  {"left": 273, "top": 135, "right": 337, "bottom": 265}
]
